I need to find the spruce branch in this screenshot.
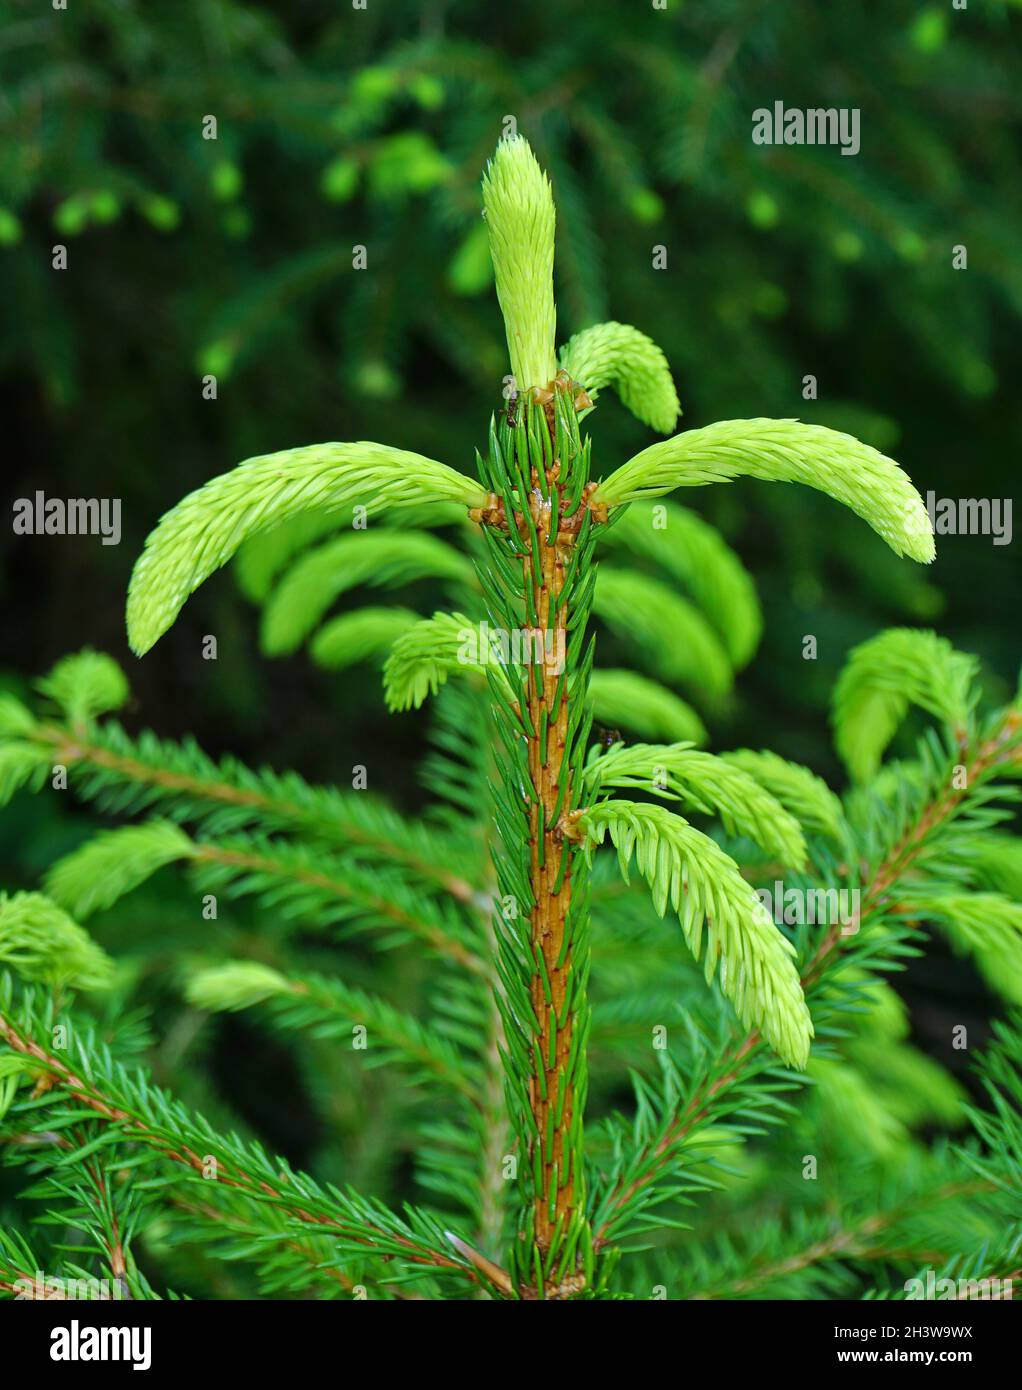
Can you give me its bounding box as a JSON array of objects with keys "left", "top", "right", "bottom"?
[
  {"left": 683, "top": 1176, "right": 996, "bottom": 1301},
  {"left": 594, "top": 567, "right": 734, "bottom": 702},
  {"left": 0, "top": 892, "right": 113, "bottom": 991},
  {"left": 18, "top": 714, "right": 479, "bottom": 904},
  {"left": 186, "top": 960, "right": 481, "bottom": 1097},
  {"left": 963, "top": 1013, "right": 1022, "bottom": 1199},
  {"left": 578, "top": 799, "right": 812, "bottom": 1068},
  {"left": 597, "top": 499, "right": 762, "bottom": 667},
  {"left": 584, "top": 741, "right": 808, "bottom": 867},
  {"left": 591, "top": 704, "right": 1022, "bottom": 1245},
  {"left": 36, "top": 649, "right": 130, "bottom": 729},
  {"left": 558, "top": 321, "right": 680, "bottom": 434},
  {"left": 832, "top": 627, "right": 979, "bottom": 781},
  {"left": 383, "top": 611, "right": 513, "bottom": 712},
  {"left": 260, "top": 529, "right": 474, "bottom": 656},
  {"left": 126, "top": 444, "right": 486, "bottom": 654},
  {"left": 185, "top": 834, "right": 488, "bottom": 975},
  {"left": 44, "top": 821, "right": 196, "bottom": 920},
  {"left": 163, "top": 1192, "right": 434, "bottom": 1300},
  {"left": 39, "top": 807, "right": 485, "bottom": 973},
  {"left": 0, "top": 982, "right": 485, "bottom": 1292},
  {"left": 234, "top": 502, "right": 466, "bottom": 604},
  {"left": 898, "top": 891, "right": 1022, "bottom": 1006},
  {"left": 718, "top": 749, "right": 844, "bottom": 842},
  {"left": 310, "top": 606, "right": 420, "bottom": 672},
  {"left": 165, "top": 1195, "right": 363, "bottom": 1299},
  {"left": 593, "top": 418, "right": 935, "bottom": 563},
  {"left": 0, "top": 1230, "right": 47, "bottom": 1298},
  {"left": 589, "top": 670, "right": 707, "bottom": 746}
]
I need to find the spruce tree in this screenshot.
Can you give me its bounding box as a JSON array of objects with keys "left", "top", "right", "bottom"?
[{"left": 1, "top": 138, "right": 1019, "bottom": 1302}]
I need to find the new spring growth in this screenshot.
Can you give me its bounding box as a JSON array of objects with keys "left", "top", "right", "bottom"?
[{"left": 481, "top": 136, "right": 558, "bottom": 393}]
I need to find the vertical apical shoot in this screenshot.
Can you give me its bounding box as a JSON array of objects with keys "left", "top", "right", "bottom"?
[{"left": 475, "top": 138, "right": 607, "bottom": 1295}]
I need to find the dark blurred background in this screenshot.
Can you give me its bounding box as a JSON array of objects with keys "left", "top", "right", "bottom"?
[{"left": 1, "top": 0, "right": 1020, "bottom": 1164}]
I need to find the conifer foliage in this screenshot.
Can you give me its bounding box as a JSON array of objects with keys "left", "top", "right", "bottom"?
[{"left": 1, "top": 139, "right": 1020, "bottom": 1302}]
